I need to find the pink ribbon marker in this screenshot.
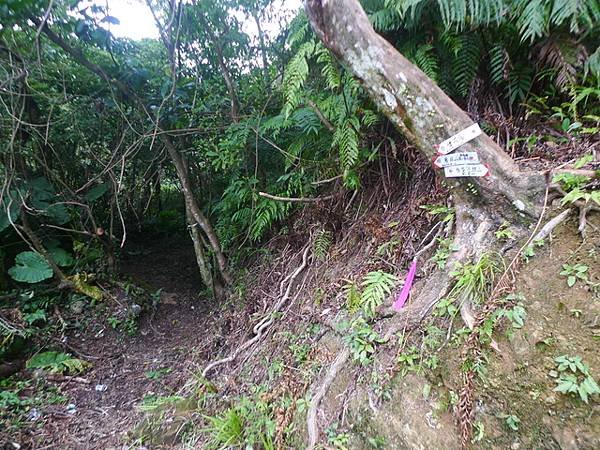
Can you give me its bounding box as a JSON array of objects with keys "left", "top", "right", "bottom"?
[{"left": 393, "top": 259, "right": 417, "bottom": 311}]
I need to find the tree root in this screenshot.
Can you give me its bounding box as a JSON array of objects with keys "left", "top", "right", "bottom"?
[
  {"left": 202, "top": 244, "right": 312, "bottom": 378},
  {"left": 533, "top": 208, "right": 572, "bottom": 242},
  {"left": 549, "top": 183, "right": 600, "bottom": 238},
  {"left": 306, "top": 347, "right": 351, "bottom": 450},
  {"left": 382, "top": 204, "right": 494, "bottom": 340},
  {"left": 457, "top": 183, "right": 550, "bottom": 447}
]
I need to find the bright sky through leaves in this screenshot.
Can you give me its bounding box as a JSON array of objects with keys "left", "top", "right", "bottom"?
[{"left": 97, "top": 0, "right": 303, "bottom": 41}]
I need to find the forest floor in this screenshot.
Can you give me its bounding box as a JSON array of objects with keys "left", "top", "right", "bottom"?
[
  {"left": 3, "top": 159, "right": 600, "bottom": 450},
  {"left": 3, "top": 212, "right": 600, "bottom": 450},
  {"left": 4, "top": 235, "right": 220, "bottom": 450}
]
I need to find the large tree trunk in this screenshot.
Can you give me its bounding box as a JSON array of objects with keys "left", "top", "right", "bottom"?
[
  {"left": 304, "top": 0, "right": 546, "bottom": 218},
  {"left": 302, "top": 2, "right": 554, "bottom": 446},
  {"left": 303, "top": 0, "right": 553, "bottom": 325}
]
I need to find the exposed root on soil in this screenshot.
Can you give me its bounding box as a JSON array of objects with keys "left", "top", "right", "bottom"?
[
  {"left": 202, "top": 244, "right": 312, "bottom": 378},
  {"left": 533, "top": 208, "right": 573, "bottom": 242},
  {"left": 549, "top": 182, "right": 600, "bottom": 238},
  {"left": 381, "top": 204, "right": 494, "bottom": 339},
  {"left": 457, "top": 183, "right": 550, "bottom": 447},
  {"left": 306, "top": 347, "right": 351, "bottom": 450}
]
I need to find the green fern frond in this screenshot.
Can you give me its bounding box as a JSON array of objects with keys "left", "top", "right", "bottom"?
[
  {"left": 345, "top": 282, "right": 362, "bottom": 314},
  {"left": 284, "top": 139, "right": 304, "bottom": 170},
  {"left": 369, "top": 7, "right": 402, "bottom": 31},
  {"left": 291, "top": 108, "right": 322, "bottom": 135},
  {"left": 584, "top": 46, "right": 600, "bottom": 79},
  {"left": 438, "top": 0, "right": 467, "bottom": 28},
  {"left": 439, "top": 29, "right": 462, "bottom": 57},
  {"left": 413, "top": 44, "right": 440, "bottom": 81},
  {"left": 385, "top": 0, "right": 428, "bottom": 25},
  {"left": 507, "top": 63, "right": 534, "bottom": 105},
  {"left": 489, "top": 44, "right": 509, "bottom": 85},
  {"left": 514, "top": 0, "right": 550, "bottom": 43},
  {"left": 332, "top": 116, "right": 360, "bottom": 171},
  {"left": 550, "top": 0, "right": 600, "bottom": 33},
  {"left": 361, "top": 109, "right": 380, "bottom": 128},
  {"left": 452, "top": 33, "right": 483, "bottom": 97},
  {"left": 250, "top": 199, "right": 289, "bottom": 241},
  {"left": 316, "top": 44, "right": 341, "bottom": 90},
  {"left": 313, "top": 229, "right": 333, "bottom": 260},
  {"left": 287, "top": 12, "right": 310, "bottom": 48},
  {"left": 360, "top": 270, "right": 398, "bottom": 317},
  {"left": 283, "top": 41, "right": 316, "bottom": 116}
]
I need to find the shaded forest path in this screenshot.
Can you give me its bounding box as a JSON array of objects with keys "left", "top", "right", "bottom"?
[{"left": 35, "top": 235, "right": 216, "bottom": 449}]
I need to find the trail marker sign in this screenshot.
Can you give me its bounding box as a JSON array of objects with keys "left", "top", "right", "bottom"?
[
  {"left": 433, "top": 152, "right": 479, "bottom": 168},
  {"left": 444, "top": 164, "right": 489, "bottom": 178},
  {"left": 436, "top": 124, "right": 482, "bottom": 155}
]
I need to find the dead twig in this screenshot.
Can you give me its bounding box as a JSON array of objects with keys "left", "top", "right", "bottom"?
[
  {"left": 258, "top": 191, "right": 339, "bottom": 203},
  {"left": 202, "top": 244, "right": 312, "bottom": 378}
]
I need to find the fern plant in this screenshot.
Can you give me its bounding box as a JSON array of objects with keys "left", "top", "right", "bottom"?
[
  {"left": 313, "top": 229, "right": 333, "bottom": 261},
  {"left": 26, "top": 351, "right": 89, "bottom": 375},
  {"left": 360, "top": 270, "right": 398, "bottom": 317}
]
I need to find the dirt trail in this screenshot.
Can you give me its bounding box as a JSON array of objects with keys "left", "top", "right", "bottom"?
[{"left": 29, "top": 236, "right": 214, "bottom": 449}]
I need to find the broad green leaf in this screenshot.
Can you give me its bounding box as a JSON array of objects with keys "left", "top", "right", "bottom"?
[
  {"left": 48, "top": 246, "right": 75, "bottom": 267},
  {"left": 8, "top": 251, "right": 53, "bottom": 283},
  {"left": 45, "top": 204, "right": 70, "bottom": 224},
  {"left": 84, "top": 183, "right": 109, "bottom": 203}
]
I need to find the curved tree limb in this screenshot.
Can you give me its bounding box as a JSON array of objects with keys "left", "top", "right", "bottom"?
[
  {"left": 33, "top": 18, "right": 232, "bottom": 287},
  {"left": 258, "top": 191, "right": 338, "bottom": 203}
]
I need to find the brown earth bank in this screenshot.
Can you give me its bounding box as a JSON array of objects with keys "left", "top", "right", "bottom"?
[{"left": 2, "top": 207, "right": 599, "bottom": 450}]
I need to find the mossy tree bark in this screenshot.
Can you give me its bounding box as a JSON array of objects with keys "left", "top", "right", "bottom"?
[
  {"left": 304, "top": 0, "right": 552, "bottom": 327},
  {"left": 304, "top": 0, "right": 547, "bottom": 218}
]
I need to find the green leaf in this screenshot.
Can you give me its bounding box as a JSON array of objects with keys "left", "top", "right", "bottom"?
[
  {"left": 23, "top": 309, "right": 47, "bottom": 325},
  {"left": 561, "top": 188, "right": 587, "bottom": 205},
  {"left": 8, "top": 251, "right": 53, "bottom": 283},
  {"left": 573, "top": 153, "right": 593, "bottom": 169},
  {"left": 47, "top": 243, "right": 74, "bottom": 267},
  {"left": 567, "top": 275, "right": 576, "bottom": 287},
  {"left": 360, "top": 270, "right": 398, "bottom": 316},
  {"left": 26, "top": 351, "right": 89, "bottom": 374}
]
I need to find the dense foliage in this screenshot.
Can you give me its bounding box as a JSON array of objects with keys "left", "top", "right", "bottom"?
[{"left": 0, "top": 0, "right": 598, "bottom": 356}]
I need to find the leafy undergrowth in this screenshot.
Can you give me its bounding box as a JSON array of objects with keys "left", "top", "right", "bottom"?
[
  {"left": 0, "top": 235, "right": 225, "bottom": 449},
  {"left": 3, "top": 201, "right": 599, "bottom": 449},
  {"left": 339, "top": 212, "right": 600, "bottom": 449},
  {"left": 125, "top": 212, "right": 600, "bottom": 449}
]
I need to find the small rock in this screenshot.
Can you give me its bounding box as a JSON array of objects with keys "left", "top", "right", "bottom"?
[
  {"left": 129, "top": 303, "right": 142, "bottom": 316},
  {"left": 27, "top": 408, "right": 41, "bottom": 421},
  {"left": 511, "top": 441, "right": 521, "bottom": 450},
  {"left": 545, "top": 395, "right": 557, "bottom": 405},
  {"left": 66, "top": 403, "right": 77, "bottom": 414},
  {"left": 95, "top": 384, "right": 108, "bottom": 392},
  {"left": 512, "top": 199, "right": 526, "bottom": 211}
]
